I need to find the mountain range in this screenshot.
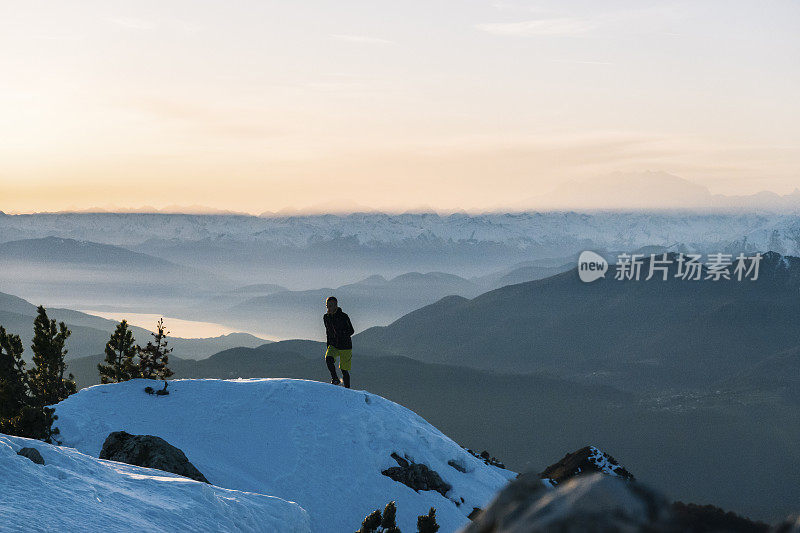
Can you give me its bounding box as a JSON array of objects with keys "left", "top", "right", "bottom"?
[
  {"left": 0, "top": 236, "right": 226, "bottom": 310},
  {"left": 355, "top": 251, "right": 800, "bottom": 394},
  {"left": 0, "top": 233, "right": 574, "bottom": 340},
  {"left": 218, "top": 267, "right": 572, "bottom": 340},
  {"left": 4, "top": 208, "right": 800, "bottom": 292}
]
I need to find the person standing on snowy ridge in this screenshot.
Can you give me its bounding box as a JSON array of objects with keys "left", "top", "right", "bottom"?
[{"left": 323, "top": 296, "right": 354, "bottom": 388}]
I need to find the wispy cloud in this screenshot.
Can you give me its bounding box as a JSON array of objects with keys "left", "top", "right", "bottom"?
[
  {"left": 476, "top": 17, "right": 596, "bottom": 36},
  {"left": 31, "top": 34, "right": 84, "bottom": 41},
  {"left": 178, "top": 21, "right": 204, "bottom": 34},
  {"left": 488, "top": 1, "right": 559, "bottom": 16},
  {"left": 108, "top": 17, "right": 202, "bottom": 34},
  {"left": 108, "top": 16, "right": 157, "bottom": 31},
  {"left": 548, "top": 59, "right": 614, "bottom": 66},
  {"left": 123, "top": 96, "right": 285, "bottom": 139},
  {"left": 330, "top": 34, "right": 395, "bottom": 45}
]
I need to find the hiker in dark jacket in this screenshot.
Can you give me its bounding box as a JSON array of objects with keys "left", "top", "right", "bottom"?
[{"left": 323, "top": 296, "right": 355, "bottom": 388}]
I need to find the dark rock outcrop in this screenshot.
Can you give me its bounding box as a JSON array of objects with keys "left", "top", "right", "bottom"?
[
  {"left": 460, "top": 471, "right": 674, "bottom": 532},
  {"left": 448, "top": 459, "right": 467, "bottom": 473},
  {"left": 381, "top": 453, "right": 452, "bottom": 497},
  {"left": 467, "top": 449, "right": 506, "bottom": 469},
  {"left": 539, "top": 445, "right": 634, "bottom": 486},
  {"left": 99, "top": 431, "right": 209, "bottom": 483},
  {"left": 460, "top": 470, "right": 776, "bottom": 533},
  {"left": 774, "top": 515, "right": 800, "bottom": 533},
  {"left": 17, "top": 447, "right": 44, "bottom": 465}
]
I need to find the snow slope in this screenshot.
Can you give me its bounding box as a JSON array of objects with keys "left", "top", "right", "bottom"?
[
  {"left": 53, "top": 378, "right": 516, "bottom": 533},
  {"left": 0, "top": 433, "right": 310, "bottom": 532}
]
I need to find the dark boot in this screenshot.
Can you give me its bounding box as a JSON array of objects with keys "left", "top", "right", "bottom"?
[
  {"left": 326, "top": 356, "right": 340, "bottom": 385},
  {"left": 342, "top": 370, "right": 350, "bottom": 389}
]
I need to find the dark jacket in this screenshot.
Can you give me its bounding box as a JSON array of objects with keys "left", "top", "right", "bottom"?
[{"left": 324, "top": 307, "right": 355, "bottom": 350}]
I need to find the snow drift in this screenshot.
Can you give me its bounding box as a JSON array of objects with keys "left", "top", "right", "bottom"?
[
  {"left": 53, "top": 378, "right": 516, "bottom": 532},
  {"left": 0, "top": 433, "right": 310, "bottom": 532}
]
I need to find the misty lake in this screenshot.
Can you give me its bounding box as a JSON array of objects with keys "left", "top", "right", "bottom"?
[{"left": 78, "top": 310, "right": 268, "bottom": 340}]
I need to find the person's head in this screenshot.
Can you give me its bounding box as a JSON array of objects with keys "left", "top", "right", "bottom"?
[{"left": 325, "top": 296, "right": 338, "bottom": 314}]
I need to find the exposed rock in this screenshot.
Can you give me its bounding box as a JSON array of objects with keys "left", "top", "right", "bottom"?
[
  {"left": 539, "top": 445, "right": 634, "bottom": 486},
  {"left": 17, "top": 447, "right": 44, "bottom": 465},
  {"left": 448, "top": 459, "right": 467, "bottom": 473},
  {"left": 144, "top": 382, "right": 170, "bottom": 395},
  {"left": 391, "top": 452, "right": 409, "bottom": 468},
  {"left": 467, "top": 448, "right": 506, "bottom": 469},
  {"left": 381, "top": 453, "right": 452, "bottom": 497},
  {"left": 99, "top": 431, "right": 209, "bottom": 483},
  {"left": 774, "top": 515, "right": 800, "bottom": 533},
  {"left": 460, "top": 470, "right": 777, "bottom": 533},
  {"left": 460, "top": 471, "right": 674, "bottom": 533},
  {"left": 459, "top": 471, "right": 548, "bottom": 532}
]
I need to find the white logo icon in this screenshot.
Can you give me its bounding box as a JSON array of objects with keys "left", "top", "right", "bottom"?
[{"left": 578, "top": 251, "right": 608, "bottom": 282}]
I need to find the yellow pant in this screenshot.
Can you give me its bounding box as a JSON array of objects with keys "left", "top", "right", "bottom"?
[{"left": 325, "top": 345, "right": 352, "bottom": 371}]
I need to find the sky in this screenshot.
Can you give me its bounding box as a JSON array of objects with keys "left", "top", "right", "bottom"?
[{"left": 0, "top": 0, "right": 798, "bottom": 214}]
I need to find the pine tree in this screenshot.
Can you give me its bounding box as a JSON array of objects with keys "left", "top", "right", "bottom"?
[
  {"left": 138, "top": 318, "right": 174, "bottom": 380},
  {"left": 0, "top": 326, "right": 28, "bottom": 432},
  {"left": 357, "top": 509, "right": 383, "bottom": 533},
  {"left": 0, "top": 323, "right": 61, "bottom": 443},
  {"left": 355, "top": 501, "right": 436, "bottom": 533},
  {"left": 417, "top": 508, "right": 439, "bottom": 533},
  {"left": 98, "top": 320, "right": 140, "bottom": 383},
  {"left": 27, "top": 305, "right": 76, "bottom": 407},
  {"left": 12, "top": 404, "right": 60, "bottom": 443},
  {"left": 381, "top": 501, "right": 400, "bottom": 533}
]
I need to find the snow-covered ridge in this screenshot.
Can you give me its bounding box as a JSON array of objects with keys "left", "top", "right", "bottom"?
[
  {"left": 52, "top": 378, "right": 517, "bottom": 533},
  {"left": 539, "top": 445, "right": 634, "bottom": 488},
  {"left": 0, "top": 433, "right": 310, "bottom": 532},
  {"left": 584, "top": 446, "right": 631, "bottom": 479},
  {"left": 2, "top": 211, "right": 800, "bottom": 254}
]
